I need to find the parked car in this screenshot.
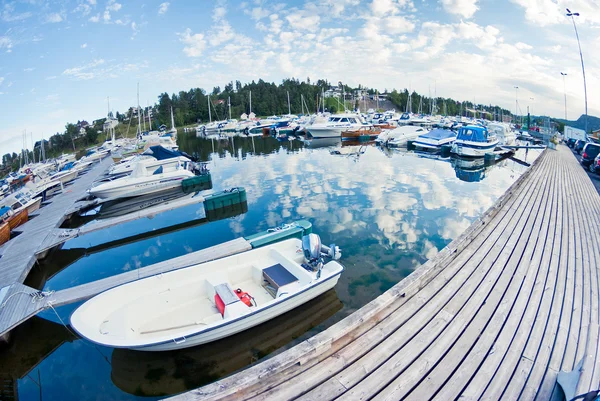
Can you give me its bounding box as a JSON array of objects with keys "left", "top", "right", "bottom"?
[
  {"left": 575, "top": 140, "right": 587, "bottom": 154},
  {"left": 581, "top": 143, "right": 600, "bottom": 168},
  {"left": 567, "top": 138, "right": 577, "bottom": 148}
]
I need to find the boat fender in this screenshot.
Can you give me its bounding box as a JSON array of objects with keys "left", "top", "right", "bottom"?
[{"left": 235, "top": 288, "right": 255, "bottom": 307}]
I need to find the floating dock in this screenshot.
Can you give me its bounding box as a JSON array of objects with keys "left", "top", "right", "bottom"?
[{"left": 173, "top": 145, "right": 600, "bottom": 401}]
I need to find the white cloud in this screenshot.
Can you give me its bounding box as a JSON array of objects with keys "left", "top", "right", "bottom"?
[
  {"left": 515, "top": 41, "right": 532, "bottom": 50},
  {"left": 89, "top": 13, "right": 99, "bottom": 22},
  {"left": 131, "top": 21, "right": 139, "bottom": 39},
  {"left": 178, "top": 28, "right": 206, "bottom": 57},
  {"left": 0, "top": 77, "right": 4, "bottom": 85},
  {"left": 208, "top": 22, "right": 235, "bottom": 46},
  {"left": 158, "top": 2, "right": 170, "bottom": 15},
  {"left": 73, "top": 3, "right": 92, "bottom": 16},
  {"left": 0, "top": 36, "right": 13, "bottom": 52},
  {"left": 81, "top": 43, "right": 88, "bottom": 48},
  {"left": 384, "top": 15, "right": 415, "bottom": 34},
  {"left": 106, "top": 0, "right": 121, "bottom": 12},
  {"left": 45, "top": 12, "right": 65, "bottom": 23},
  {"left": 62, "top": 59, "right": 105, "bottom": 80},
  {"left": 24, "top": 68, "right": 34, "bottom": 72},
  {"left": 103, "top": 10, "right": 111, "bottom": 22},
  {"left": 440, "top": 0, "right": 479, "bottom": 18},
  {"left": 247, "top": 7, "right": 269, "bottom": 20},
  {"left": 213, "top": 5, "right": 226, "bottom": 21},
  {"left": 1, "top": 3, "right": 32, "bottom": 22}
]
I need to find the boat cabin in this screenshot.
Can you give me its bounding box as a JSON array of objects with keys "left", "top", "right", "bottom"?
[{"left": 456, "top": 126, "right": 495, "bottom": 143}]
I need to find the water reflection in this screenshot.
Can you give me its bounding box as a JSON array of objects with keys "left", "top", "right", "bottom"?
[
  {"left": 111, "top": 290, "right": 342, "bottom": 397},
  {"left": 6, "top": 133, "right": 541, "bottom": 401}
]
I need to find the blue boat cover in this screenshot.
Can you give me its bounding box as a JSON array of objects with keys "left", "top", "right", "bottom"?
[
  {"left": 142, "top": 145, "right": 183, "bottom": 160},
  {"left": 0, "top": 206, "right": 11, "bottom": 218},
  {"left": 419, "top": 129, "right": 456, "bottom": 140},
  {"left": 456, "top": 126, "right": 489, "bottom": 142}
]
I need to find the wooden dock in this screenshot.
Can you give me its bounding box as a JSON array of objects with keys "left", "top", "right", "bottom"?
[
  {"left": 0, "top": 158, "right": 112, "bottom": 340},
  {"left": 173, "top": 145, "right": 600, "bottom": 400}
]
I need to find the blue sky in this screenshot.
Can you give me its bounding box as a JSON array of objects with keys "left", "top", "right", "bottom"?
[{"left": 0, "top": 0, "right": 599, "bottom": 155}]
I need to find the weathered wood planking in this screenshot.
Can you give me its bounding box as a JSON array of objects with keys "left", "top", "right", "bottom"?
[
  {"left": 0, "top": 158, "right": 111, "bottom": 338},
  {"left": 169, "top": 145, "right": 600, "bottom": 401},
  {"left": 0, "top": 158, "right": 112, "bottom": 284}
]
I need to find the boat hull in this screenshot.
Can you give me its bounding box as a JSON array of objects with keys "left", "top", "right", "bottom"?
[
  {"left": 307, "top": 127, "right": 343, "bottom": 138},
  {"left": 413, "top": 137, "right": 455, "bottom": 150},
  {"left": 451, "top": 141, "right": 498, "bottom": 157},
  {"left": 0, "top": 222, "right": 9, "bottom": 245},
  {"left": 26, "top": 197, "right": 42, "bottom": 214},
  {"left": 139, "top": 274, "right": 341, "bottom": 351},
  {"left": 7, "top": 209, "right": 28, "bottom": 230},
  {"left": 89, "top": 175, "right": 189, "bottom": 199}
]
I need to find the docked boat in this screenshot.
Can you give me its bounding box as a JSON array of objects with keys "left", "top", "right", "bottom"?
[
  {"left": 0, "top": 206, "right": 28, "bottom": 230},
  {"left": 451, "top": 125, "right": 498, "bottom": 157},
  {"left": 70, "top": 234, "right": 343, "bottom": 351},
  {"left": 341, "top": 126, "right": 382, "bottom": 139},
  {"left": 487, "top": 122, "right": 516, "bottom": 145},
  {"left": 307, "top": 114, "right": 367, "bottom": 138},
  {"left": 0, "top": 188, "right": 42, "bottom": 215},
  {"left": 0, "top": 221, "right": 9, "bottom": 246},
  {"left": 376, "top": 125, "right": 428, "bottom": 147},
  {"left": 413, "top": 128, "right": 457, "bottom": 150},
  {"left": 108, "top": 146, "right": 191, "bottom": 177},
  {"left": 89, "top": 157, "right": 196, "bottom": 199}
]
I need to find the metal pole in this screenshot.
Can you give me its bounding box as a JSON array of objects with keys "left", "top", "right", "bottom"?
[
  {"left": 567, "top": 9, "right": 588, "bottom": 133},
  {"left": 561, "top": 72, "right": 568, "bottom": 120},
  {"left": 514, "top": 86, "right": 519, "bottom": 124}
]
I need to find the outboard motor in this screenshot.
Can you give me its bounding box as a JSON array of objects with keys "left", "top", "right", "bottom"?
[{"left": 301, "top": 233, "right": 342, "bottom": 278}]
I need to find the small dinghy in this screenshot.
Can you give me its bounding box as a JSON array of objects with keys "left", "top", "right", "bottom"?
[{"left": 70, "top": 235, "right": 343, "bottom": 351}]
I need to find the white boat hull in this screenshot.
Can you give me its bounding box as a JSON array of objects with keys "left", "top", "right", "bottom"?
[
  {"left": 307, "top": 127, "right": 344, "bottom": 138},
  {"left": 70, "top": 239, "right": 344, "bottom": 351},
  {"left": 89, "top": 173, "right": 192, "bottom": 199},
  {"left": 413, "top": 137, "right": 455, "bottom": 150},
  {"left": 451, "top": 140, "right": 498, "bottom": 157},
  {"left": 141, "top": 274, "right": 340, "bottom": 351}
]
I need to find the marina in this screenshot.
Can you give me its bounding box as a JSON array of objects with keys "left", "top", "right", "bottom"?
[{"left": 0, "top": 132, "right": 554, "bottom": 400}]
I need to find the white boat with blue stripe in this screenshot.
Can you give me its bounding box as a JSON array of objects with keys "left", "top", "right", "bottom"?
[
  {"left": 413, "top": 128, "right": 456, "bottom": 150},
  {"left": 70, "top": 235, "right": 343, "bottom": 351},
  {"left": 451, "top": 125, "right": 498, "bottom": 157}
]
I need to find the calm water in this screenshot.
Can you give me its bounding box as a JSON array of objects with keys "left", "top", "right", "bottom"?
[{"left": 2, "top": 134, "right": 541, "bottom": 400}]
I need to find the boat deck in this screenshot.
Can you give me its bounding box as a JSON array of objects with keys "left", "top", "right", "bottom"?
[{"left": 173, "top": 145, "right": 600, "bottom": 400}]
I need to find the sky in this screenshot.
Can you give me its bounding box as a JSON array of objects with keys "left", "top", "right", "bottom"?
[{"left": 0, "top": 0, "right": 599, "bottom": 155}]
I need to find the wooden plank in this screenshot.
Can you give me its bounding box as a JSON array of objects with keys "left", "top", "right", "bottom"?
[
  {"left": 368, "top": 155, "right": 554, "bottom": 401},
  {"left": 423, "top": 149, "right": 560, "bottom": 401}
]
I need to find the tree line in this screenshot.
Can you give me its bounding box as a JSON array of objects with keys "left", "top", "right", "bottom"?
[{"left": 3, "top": 77, "right": 515, "bottom": 173}]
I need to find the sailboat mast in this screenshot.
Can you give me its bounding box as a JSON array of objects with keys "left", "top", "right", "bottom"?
[
  {"left": 207, "top": 95, "right": 212, "bottom": 123},
  {"left": 137, "top": 82, "right": 142, "bottom": 135},
  {"left": 147, "top": 102, "right": 152, "bottom": 130},
  {"left": 249, "top": 91, "right": 252, "bottom": 115},
  {"left": 228, "top": 96, "right": 231, "bottom": 120},
  {"left": 287, "top": 91, "right": 291, "bottom": 115},
  {"left": 171, "top": 106, "right": 176, "bottom": 130},
  {"left": 322, "top": 88, "right": 325, "bottom": 113}
]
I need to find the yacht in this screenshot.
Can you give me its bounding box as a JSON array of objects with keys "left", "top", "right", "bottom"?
[
  {"left": 307, "top": 114, "right": 367, "bottom": 138},
  {"left": 451, "top": 125, "right": 498, "bottom": 157},
  {"left": 89, "top": 157, "right": 195, "bottom": 199},
  {"left": 376, "top": 125, "right": 428, "bottom": 147},
  {"left": 108, "top": 146, "right": 191, "bottom": 176}
]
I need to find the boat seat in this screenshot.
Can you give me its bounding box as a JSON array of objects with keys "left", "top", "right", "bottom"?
[
  {"left": 214, "top": 283, "right": 240, "bottom": 306},
  {"left": 262, "top": 264, "right": 298, "bottom": 297}
]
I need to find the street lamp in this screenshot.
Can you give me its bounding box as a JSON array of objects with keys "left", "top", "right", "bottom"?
[
  {"left": 560, "top": 72, "right": 568, "bottom": 120},
  {"left": 566, "top": 8, "right": 588, "bottom": 133}
]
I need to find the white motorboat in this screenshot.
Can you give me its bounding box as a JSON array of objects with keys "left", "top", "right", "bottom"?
[
  {"left": 108, "top": 146, "right": 190, "bottom": 176},
  {"left": 413, "top": 128, "right": 457, "bottom": 150},
  {"left": 451, "top": 125, "right": 499, "bottom": 157},
  {"left": 70, "top": 234, "right": 343, "bottom": 351},
  {"left": 487, "top": 122, "right": 516, "bottom": 145},
  {"left": 376, "top": 125, "right": 428, "bottom": 147},
  {"left": 0, "top": 188, "right": 42, "bottom": 215},
  {"left": 307, "top": 114, "right": 367, "bottom": 138},
  {"left": 89, "top": 157, "right": 195, "bottom": 199}
]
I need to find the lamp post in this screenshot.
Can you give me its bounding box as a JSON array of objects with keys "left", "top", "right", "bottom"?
[
  {"left": 560, "top": 72, "right": 568, "bottom": 120},
  {"left": 514, "top": 86, "right": 519, "bottom": 124},
  {"left": 566, "top": 8, "right": 588, "bottom": 134}
]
